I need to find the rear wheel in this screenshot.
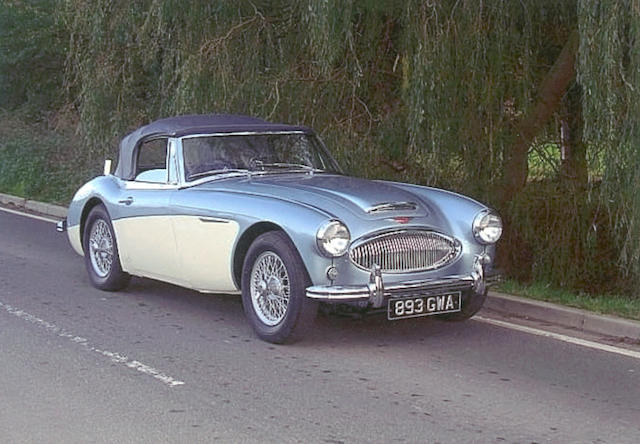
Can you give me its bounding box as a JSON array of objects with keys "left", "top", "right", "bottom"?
[
  {"left": 241, "top": 231, "right": 318, "bottom": 343},
  {"left": 83, "top": 205, "right": 130, "bottom": 291}
]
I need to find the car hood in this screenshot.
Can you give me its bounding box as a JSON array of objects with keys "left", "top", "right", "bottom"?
[{"left": 197, "top": 174, "right": 431, "bottom": 220}]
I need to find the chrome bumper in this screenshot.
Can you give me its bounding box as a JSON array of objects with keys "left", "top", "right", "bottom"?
[
  {"left": 306, "top": 254, "right": 492, "bottom": 308},
  {"left": 56, "top": 219, "right": 67, "bottom": 233}
]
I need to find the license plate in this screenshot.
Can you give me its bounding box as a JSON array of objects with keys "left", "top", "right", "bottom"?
[{"left": 387, "top": 291, "right": 461, "bottom": 320}]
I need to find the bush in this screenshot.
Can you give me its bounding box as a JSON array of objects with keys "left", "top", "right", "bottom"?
[
  {"left": 498, "top": 180, "right": 621, "bottom": 295},
  {"left": 0, "top": 114, "right": 90, "bottom": 204}
]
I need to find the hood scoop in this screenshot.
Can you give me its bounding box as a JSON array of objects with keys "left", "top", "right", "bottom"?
[{"left": 366, "top": 201, "right": 418, "bottom": 214}]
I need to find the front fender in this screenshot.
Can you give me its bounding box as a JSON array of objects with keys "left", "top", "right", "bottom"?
[
  {"left": 171, "top": 188, "right": 337, "bottom": 288},
  {"left": 66, "top": 175, "right": 124, "bottom": 256}
]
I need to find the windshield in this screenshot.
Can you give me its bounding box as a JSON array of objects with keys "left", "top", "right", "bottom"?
[{"left": 182, "top": 132, "right": 341, "bottom": 182}]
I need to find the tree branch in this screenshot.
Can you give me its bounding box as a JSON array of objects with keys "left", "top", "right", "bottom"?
[{"left": 500, "top": 29, "right": 579, "bottom": 204}]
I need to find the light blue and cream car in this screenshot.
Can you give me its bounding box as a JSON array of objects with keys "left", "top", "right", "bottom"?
[{"left": 59, "top": 114, "right": 502, "bottom": 343}]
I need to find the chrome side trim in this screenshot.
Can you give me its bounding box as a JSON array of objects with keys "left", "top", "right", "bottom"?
[
  {"left": 198, "top": 217, "right": 230, "bottom": 224},
  {"left": 123, "top": 181, "right": 180, "bottom": 190}
]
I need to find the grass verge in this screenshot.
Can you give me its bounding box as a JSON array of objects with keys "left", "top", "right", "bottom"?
[{"left": 497, "top": 279, "right": 640, "bottom": 321}]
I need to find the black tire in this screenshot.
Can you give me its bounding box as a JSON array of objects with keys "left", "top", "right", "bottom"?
[
  {"left": 241, "top": 231, "right": 318, "bottom": 344},
  {"left": 82, "top": 204, "right": 131, "bottom": 291},
  {"left": 440, "top": 288, "right": 487, "bottom": 321}
]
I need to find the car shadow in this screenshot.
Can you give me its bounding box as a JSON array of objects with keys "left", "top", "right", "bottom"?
[
  {"left": 307, "top": 309, "right": 472, "bottom": 346},
  {"left": 118, "top": 277, "right": 477, "bottom": 348}
]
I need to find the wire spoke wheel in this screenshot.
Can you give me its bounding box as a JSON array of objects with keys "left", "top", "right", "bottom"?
[
  {"left": 89, "top": 219, "right": 114, "bottom": 278},
  {"left": 241, "top": 231, "right": 318, "bottom": 343},
  {"left": 250, "top": 251, "right": 290, "bottom": 326},
  {"left": 82, "top": 205, "right": 130, "bottom": 291}
]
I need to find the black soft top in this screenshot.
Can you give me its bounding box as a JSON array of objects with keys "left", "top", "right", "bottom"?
[{"left": 114, "top": 114, "right": 312, "bottom": 180}]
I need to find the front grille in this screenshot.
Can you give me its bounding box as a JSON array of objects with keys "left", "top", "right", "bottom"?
[{"left": 349, "top": 230, "right": 460, "bottom": 273}]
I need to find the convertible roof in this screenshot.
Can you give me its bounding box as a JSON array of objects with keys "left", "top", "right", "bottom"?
[{"left": 114, "top": 114, "right": 313, "bottom": 179}]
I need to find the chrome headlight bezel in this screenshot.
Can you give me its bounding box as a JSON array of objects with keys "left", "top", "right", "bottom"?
[
  {"left": 316, "top": 220, "right": 351, "bottom": 257},
  {"left": 472, "top": 210, "right": 503, "bottom": 244}
]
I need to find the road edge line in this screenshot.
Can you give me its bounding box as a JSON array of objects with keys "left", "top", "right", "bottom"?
[{"left": 475, "top": 315, "right": 640, "bottom": 360}]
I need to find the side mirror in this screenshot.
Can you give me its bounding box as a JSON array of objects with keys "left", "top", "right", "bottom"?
[{"left": 103, "top": 159, "right": 112, "bottom": 176}]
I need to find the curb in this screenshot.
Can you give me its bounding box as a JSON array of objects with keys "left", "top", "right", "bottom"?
[
  {"left": 2, "top": 192, "right": 640, "bottom": 342},
  {"left": 485, "top": 291, "right": 640, "bottom": 341},
  {"left": 0, "top": 192, "right": 67, "bottom": 219}
]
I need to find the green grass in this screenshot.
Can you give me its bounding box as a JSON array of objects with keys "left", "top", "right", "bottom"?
[
  {"left": 527, "top": 141, "right": 605, "bottom": 181},
  {"left": 528, "top": 142, "right": 560, "bottom": 180},
  {"left": 497, "top": 279, "right": 640, "bottom": 321}
]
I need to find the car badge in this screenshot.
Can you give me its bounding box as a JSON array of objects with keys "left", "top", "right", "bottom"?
[{"left": 390, "top": 216, "right": 412, "bottom": 224}]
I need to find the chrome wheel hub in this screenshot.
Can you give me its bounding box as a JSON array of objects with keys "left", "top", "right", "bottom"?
[
  {"left": 250, "top": 251, "right": 290, "bottom": 326},
  {"left": 89, "top": 219, "right": 113, "bottom": 278}
]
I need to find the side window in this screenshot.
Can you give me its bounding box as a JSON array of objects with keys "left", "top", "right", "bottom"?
[{"left": 135, "top": 138, "right": 168, "bottom": 183}]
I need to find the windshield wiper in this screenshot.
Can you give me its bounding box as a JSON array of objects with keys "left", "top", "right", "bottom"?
[
  {"left": 251, "top": 162, "right": 323, "bottom": 173},
  {"left": 187, "top": 169, "right": 249, "bottom": 181}
]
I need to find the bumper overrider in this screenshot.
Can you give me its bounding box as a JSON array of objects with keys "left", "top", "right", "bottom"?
[{"left": 306, "top": 254, "right": 496, "bottom": 308}]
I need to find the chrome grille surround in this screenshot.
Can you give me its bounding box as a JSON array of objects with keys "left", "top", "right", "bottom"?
[{"left": 349, "top": 230, "right": 461, "bottom": 273}]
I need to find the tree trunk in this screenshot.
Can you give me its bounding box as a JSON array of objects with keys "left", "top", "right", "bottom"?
[
  {"left": 560, "top": 82, "right": 588, "bottom": 187},
  {"left": 500, "top": 30, "right": 579, "bottom": 204}
]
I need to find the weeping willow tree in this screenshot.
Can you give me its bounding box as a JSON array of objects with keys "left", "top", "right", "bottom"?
[
  {"left": 402, "top": 0, "right": 578, "bottom": 197},
  {"left": 578, "top": 0, "right": 640, "bottom": 292},
  {"left": 6, "top": 0, "right": 632, "bottom": 295},
  {"left": 59, "top": 1, "right": 368, "bottom": 158},
  {"left": 0, "top": 0, "right": 66, "bottom": 112}
]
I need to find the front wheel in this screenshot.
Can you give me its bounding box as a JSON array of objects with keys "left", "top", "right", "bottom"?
[
  {"left": 241, "top": 231, "right": 318, "bottom": 344},
  {"left": 82, "top": 205, "right": 131, "bottom": 291}
]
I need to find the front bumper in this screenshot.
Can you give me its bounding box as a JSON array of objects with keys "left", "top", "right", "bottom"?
[{"left": 306, "top": 254, "right": 496, "bottom": 308}]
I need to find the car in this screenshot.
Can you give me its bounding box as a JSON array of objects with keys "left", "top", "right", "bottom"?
[{"left": 58, "top": 114, "right": 502, "bottom": 343}]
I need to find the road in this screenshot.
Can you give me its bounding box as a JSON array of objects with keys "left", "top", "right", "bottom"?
[{"left": 1, "top": 208, "right": 639, "bottom": 443}]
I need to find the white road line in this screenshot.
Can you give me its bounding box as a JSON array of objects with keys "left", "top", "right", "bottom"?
[
  {"left": 0, "top": 300, "right": 185, "bottom": 387},
  {"left": 474, "top": 315, "right": 640, "bottom": 360},
  {"left": 0, "top": 206, "right": 58, "bottom": 224}
]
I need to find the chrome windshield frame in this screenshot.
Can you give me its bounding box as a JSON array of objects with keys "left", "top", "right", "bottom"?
[{"left": 175, "top": 131, "right": 341, "bottom": 188}]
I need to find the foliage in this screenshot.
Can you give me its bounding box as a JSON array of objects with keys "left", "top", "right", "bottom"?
[
  {"left": 502, "top": 180, "right": 619, "bottom": 293},
  {"left": 578, "top": 0, "right": 640, "bottom": 291},
  {"left": 0, "top": 0, "right": 66, "bottom": 114},
  {"left": 0, "top": 112, "right": 90, "bottom": 203}
]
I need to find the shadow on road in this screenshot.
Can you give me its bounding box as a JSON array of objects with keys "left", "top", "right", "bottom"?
[{"left": 121, "top": 276, "right": 475, "bottom": 348}]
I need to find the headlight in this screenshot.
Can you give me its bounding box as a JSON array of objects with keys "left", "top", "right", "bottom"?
[
  {"left": 316, "top": 220, "right": 350, "bottom": 257},
  {"left": 472, "top": 210, "right": 502, "bottom": 244}
]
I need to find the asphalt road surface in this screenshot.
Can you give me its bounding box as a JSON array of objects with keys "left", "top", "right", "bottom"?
[{"left": 1, "top": 208, "right": 639, "bottom": 443}]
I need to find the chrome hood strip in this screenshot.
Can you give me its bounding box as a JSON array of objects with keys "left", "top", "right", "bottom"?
[{"left": 366, "top": 202, "right": 418, "bottom": 214}]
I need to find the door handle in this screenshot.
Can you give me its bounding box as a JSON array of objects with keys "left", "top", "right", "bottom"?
[{"left": 118, "top": 197, "right": 134, "bottom": 206}]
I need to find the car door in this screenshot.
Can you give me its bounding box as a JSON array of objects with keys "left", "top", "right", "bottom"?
[
  {"left": 169, "top": 209, "right": 240, "bottom": 293},
  {"left": 169, "top": 135, "right": 240, "bottom": 293},
  {"left": 112, "top": 138, "right": 185, "bottom": 285}
]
